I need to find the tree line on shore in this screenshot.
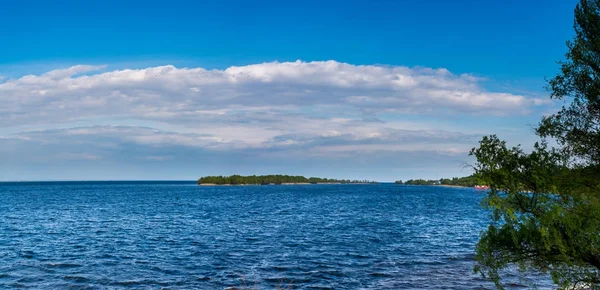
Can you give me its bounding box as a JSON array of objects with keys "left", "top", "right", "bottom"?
[
  {"left": 394, "top": 175, "right": 477, "bottom": 187},
  {"left": 197, "top": 175, "right": 377, "bottom": 185}
]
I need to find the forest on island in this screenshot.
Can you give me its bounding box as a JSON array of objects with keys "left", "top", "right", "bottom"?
[
  {"left": 397, "top": 175, "right": 477, "bottom": 187},
  {"left": 197, "top": 175, "right": 377, "bottom": 185}
]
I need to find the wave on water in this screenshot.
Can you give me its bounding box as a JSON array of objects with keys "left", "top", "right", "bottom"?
[{"left": 0, "top": 182, "right": 556, "bottom": 289}]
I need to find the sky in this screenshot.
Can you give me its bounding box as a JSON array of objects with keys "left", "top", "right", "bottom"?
[{"left": 0, "top": 0, "right": 580, "bottom": 181}]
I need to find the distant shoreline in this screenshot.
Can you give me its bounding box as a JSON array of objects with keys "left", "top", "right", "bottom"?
[
  {"left": 197, "top": 182, "right": 374, "bottom": 186},
  {"left": 401, "top": 184, "right": 470, "bottom": 188},
  {"left": 197, "top": 174, "right": 378, "bottom": 186},
  {"left": 398, "top": 175, "right": 477, "bottom": 187},
  {"left": 435, "top": 184, "right": 469, "bottom": 188}
]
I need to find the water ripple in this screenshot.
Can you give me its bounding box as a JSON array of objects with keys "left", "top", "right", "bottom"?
[{"left": 0, "top": 182, "right": 554, "bottom": 289}]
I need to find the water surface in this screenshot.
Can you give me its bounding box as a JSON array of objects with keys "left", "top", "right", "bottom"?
[{"left": 0, "top": 182, "right": 552, "bottom": 289}]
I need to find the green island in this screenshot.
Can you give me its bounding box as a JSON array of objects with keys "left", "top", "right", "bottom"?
[
  {"left": 197, "top": 174, "right": 378, "bottom": 185},
  {"left": 395, "top": 175, "right": 477, "bottom": 187}
]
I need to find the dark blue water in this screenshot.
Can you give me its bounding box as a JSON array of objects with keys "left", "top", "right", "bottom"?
[{"left": 0, "top": 182, "right": 553, "bottom": 289}]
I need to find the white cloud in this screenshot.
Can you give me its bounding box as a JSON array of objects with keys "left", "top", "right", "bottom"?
[
  {"left": 0, "top": 60, "right": 543, "bottom": 128},
  {"left": 145, "top": 155, "right": 173, "bottom": 161},
  {"left": 53, "top": 152, "right": 102, "bottom": 160},
  {"left": 41, "top": 65, "right": 106, "bottom": 79},
  {"left": 0, "top": 60, "right": 549, "bottom": 179},
  {"left": 9, "top": 124, "right": 481, "bottom": 156}
]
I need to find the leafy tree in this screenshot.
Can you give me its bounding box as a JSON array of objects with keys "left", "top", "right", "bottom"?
[
  {"left": 471, "top": 1, "right": 600, "bottom": 288},
  {"left": 401, "top": 176, "right": 477, "bottom": 187},
  {"left": 538, "top": 0, "right": 600, "bottom": 165},
  {"left": 471, "top": 136, "right": 600, "bottom": 288},
  {"left": 404, "top": 179, "right": 440, "bottom": 185}
]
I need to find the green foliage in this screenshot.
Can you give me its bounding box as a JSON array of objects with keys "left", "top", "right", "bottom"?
[
  {"left": 440, "top": 175, "right": 478, "bottom": 187},
  {"left": 471, "top": 1, "right": 600, "bottom": 287},
  {"left": 400, "top": 175, "right": 477, "bottom": 187},
  {"left": 440, "top": 178, "right": 452, "bottom": 185},
  {"left": 197, "top": 175, "right": 376, "bottom": 185},
  {"left": 404, "top": 179, "right": 439, "bottom": 185},
  {"left": 471, "top": 136, "right": 600, "bottom": 289},
  {"left": 394, "top": 180, "right": 403, "bottom": 184},
  {"left": 538, "top": 0, "right": 600, "bottom": 165}
]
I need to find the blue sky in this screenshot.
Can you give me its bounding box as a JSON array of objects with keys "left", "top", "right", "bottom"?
[{"left": 0, "top": 0, "right": 579, "bottom": 181}]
